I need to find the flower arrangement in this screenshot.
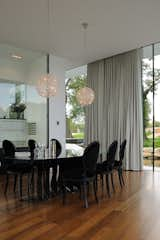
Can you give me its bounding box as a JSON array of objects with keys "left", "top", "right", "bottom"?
[{"left": 10, "top": 103, "right": 26, "bottom": 119}]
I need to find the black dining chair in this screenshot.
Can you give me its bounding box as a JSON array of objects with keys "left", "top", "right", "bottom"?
[
  {"left": 28, "top": 139, "right": 36, "bottom": 158},
  {"left": 114, "top": 139, "right": 127, "bottom": 187},
  {"left": 28, "top": 139, "right": 37, "bottom": 193},
  {"left": 59, "top": 141, "right": 100, "bottom": 208},
  {"left": 50, "top": 139, "right": 62, "bottom": 193},
  {"left": 2, "top": 140, "right": 17, "bottom": 193},
  {"left": 96, "top": 141, "right": 118, "bottom": 197},
  {"left": 50, "top": 138, "right": 62, "bottom": 158},
  {"left": 2, "top": 140, "right": 33, "bottom": 198},
  {"left": 0, "top": 148, "right": 5, "bottom": 175}
]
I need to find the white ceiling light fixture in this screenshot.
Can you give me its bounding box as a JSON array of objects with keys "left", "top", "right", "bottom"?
[
  {"left": 76, "top": 22, "right": 95, "bottom": 106},
  {"left": 36, "top": 0, "right": 57, "bottom": 98},
  {"left": 11, "top": 54, "right": 23, "bottom": 60}
]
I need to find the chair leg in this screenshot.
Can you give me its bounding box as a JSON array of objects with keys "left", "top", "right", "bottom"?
[
  {"left": 14, "top": 174, "right": 17, "bottom": 192},
  {"left": 110, "top": 172, "right": 115, "bottom": 192},
  {"left": 31, "top": 169, "right": 35, "bottom": 195},
  {"left": 100, "top": 174, "right": 104, "bottom": 193},
  {"left": 79, "top": 184, "right": 82, "bottom": 200},
  {"left": 95, "top": 174, "right": 98, "bottom": 191},
  {"left": 82, "top": 181, "right": 88, "bottom": 208},
  {"left": 51, "top": 167, "right": 58, "bottom": 194},
  {"left": 27, "top": 173, "right": 30, "bottom": 199},
  {"left": 120, "top": 169, "right": 125, "bottom": 185},
  {"left": 62, "top": 184, "right": 66, "bottom": 205},
  {"left": 19, "top": 174, "right": 23, "bottom": 199},
  {"left": 87, "top": 182, "right": 90, "bottom": 196},
  {"left": 93, "top": 180, "right": 99, "bottom": 203},
  {"left": 106, "top": 173, "right": 110, "bottom": 198},
  {"left": 118, "top": 169, "right": 123, "bottom": 188},
  {"left": 4, "top": 174, "right": 9, "bottom": 194},
  {"left": 42, "top": 170, "right": 46, "bottom": 199}
]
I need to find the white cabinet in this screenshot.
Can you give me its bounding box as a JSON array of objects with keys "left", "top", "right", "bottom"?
[{"left": 0, "top": 119, "right": 27, "bottom": 147}]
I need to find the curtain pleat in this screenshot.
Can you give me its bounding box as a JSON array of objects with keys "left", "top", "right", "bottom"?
[{"left": 85, "top": 49, "right": 143, "bottom": 170}]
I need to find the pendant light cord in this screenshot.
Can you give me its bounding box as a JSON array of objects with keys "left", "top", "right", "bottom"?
[
  {"left": 82, "top": 22, "right": 88, "bottom": 60},
  {"left": 47, "top": 0, "right": 56, "bottom": 75},
  {"left": 47, "top": 0, "right": 50, "bottom": 54}
]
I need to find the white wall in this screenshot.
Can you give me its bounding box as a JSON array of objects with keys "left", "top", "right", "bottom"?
[
  {"left": 0, "top": 58, "right": 27, "bottom": 83},
  {"left": 27, "top": 56, "right": 46, "bottom": 85},
  {"left": 25, "top": 56, "right": 47, "bottom": 145},
  {"left": 49, "top": 55, "right": 66, "bottom": 157}
]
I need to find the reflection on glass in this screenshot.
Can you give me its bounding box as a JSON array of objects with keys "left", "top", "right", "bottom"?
[
  {"left": 0, "top": 44, "right": 47, "bottom": 147},
  {"left": 0, "top": 83, "right": 26, "bottom": 119}
]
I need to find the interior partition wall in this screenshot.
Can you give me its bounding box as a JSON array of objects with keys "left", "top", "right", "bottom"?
[{"left": 142, "top": 43, "right": 160, "bottom": 171}]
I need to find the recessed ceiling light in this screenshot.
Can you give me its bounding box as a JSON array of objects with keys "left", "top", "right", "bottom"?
[{"left": 11, "top": 54, "right": 23, "bottom": 60}]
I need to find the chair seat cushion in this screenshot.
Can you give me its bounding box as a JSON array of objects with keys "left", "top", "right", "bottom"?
[
  {"left": 96, "top": 161, "right": 111, "bottom": 173},
  {"left": 96, "top": 163, "right": 104, "bottom": 172},
  {"left": 62, "top": 168, "right": 95, "bottom": 180}
]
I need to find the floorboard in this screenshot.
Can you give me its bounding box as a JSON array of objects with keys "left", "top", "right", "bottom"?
[{"left": 0, "top": 171, "right": 160, "bottom": 240}]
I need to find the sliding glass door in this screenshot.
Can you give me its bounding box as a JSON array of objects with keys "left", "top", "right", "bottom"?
[
  {"left": 153, "top": 43, "right": 160, "bottom": 169},
  {"left": 142, "top": 43, "right": 160, "bottom": 171}
]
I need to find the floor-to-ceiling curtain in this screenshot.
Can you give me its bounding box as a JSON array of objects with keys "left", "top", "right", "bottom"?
[{"left": 85, "top": 49, "right": 143, "bottom": 170}]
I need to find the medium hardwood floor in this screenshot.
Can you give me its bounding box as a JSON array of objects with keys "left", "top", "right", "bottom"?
[{"left": 0, "top": 171, "right": 160, "bottom": 240}]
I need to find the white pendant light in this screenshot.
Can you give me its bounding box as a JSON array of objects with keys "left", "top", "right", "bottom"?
[
  {"left": 76, "top": 87, "right": 95, "bottom": 106},
  {"left": 36, "top": 73, "right": 57, "bottom": 98},
  {"left": 36, "top": 0, "right": 57, "bottom": 98},
  {"left": 76, "top": 23, "right": 95, "bottom": 106}
]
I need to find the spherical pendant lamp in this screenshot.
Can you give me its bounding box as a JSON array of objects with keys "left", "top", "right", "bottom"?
[
  {"left": 36, "top": 0, "right": 58, "bottom": 98},
  {"left": 36, "top": 73, "right": 57, "bottom": 98},
  {"left": 76, "top": 23, "right": 95, "bottom": 106},
  {"left": 76, "top": 87, "right": 95, "bottom": 106}
]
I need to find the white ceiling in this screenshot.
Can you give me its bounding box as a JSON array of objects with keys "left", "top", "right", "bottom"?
[
  {"left": 0, "top": 44, "right": 44, "bottom": 64},
  {"left": 66, "top": 65, "right": 87, "bottom": 79},
  {"left": 0, "top": 0, "right": 160, "bottom": 69}
]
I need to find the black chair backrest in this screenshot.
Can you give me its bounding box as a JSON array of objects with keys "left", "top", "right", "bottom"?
[
  {"left": 2, "top": 140, "right": 16, "bottom": 157},
  {"left": 50, "top": 139, "right": 62, "bottom": 158},
  {"left": 119, "top": 139, "right": 127, "bottom": 163},
  {"left": 28, "top": 139, "right": 36, "bottom": 158},
  {"left": 0, "top": 148, "right": 5, "bottom": 173},
  {"left": 107, "top": 140, "right": 118, "bottom": 166},
  {"left": 83, "top": 141, "right": 100, "bottom": 176}
]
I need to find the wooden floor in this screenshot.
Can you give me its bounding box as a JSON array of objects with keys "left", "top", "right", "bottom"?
[{"left": 0, "top": 171, "right": 160, "bottom": 240}]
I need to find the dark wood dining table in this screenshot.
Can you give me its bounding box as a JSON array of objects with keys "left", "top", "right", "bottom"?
[
  {"left": 5, "top": 154, "right": 80, "bottom": 201},
  {"left": 5, "top": 155, "right": 60, "bottom": 200}
]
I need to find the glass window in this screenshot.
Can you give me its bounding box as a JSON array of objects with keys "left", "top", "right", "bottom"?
[
  {"left": 153, "top": 43, "right": 160, "bottom": 169},
  {"left": 0, "top": 44, "right": 47, "bottom": 148},
  {"left": 142, "top": 43, "right": 160, "bottom": 171},
  {"left": 142, "top": 45, "right": 153, "bottom": 169},
  {"left": 65, "top": 66, "right": 87, "bottom": 156}
]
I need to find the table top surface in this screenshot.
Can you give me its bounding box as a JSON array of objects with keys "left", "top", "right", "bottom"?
[
  {"left": 5, "top": 155, "right": 57, "bottom": 161},
  {"left": 3, "top": 152, "right": 79, "bottom": 166},
  {"left": 4, "top": 153, "right": 73, "bottom": 162}
]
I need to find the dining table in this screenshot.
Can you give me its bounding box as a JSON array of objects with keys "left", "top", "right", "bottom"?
[
  {"left": 5, "top": 154, "right": 61, "bottom": 201},
  {"left": 4, "top": 153, "right": 81, "bottom": 201}
]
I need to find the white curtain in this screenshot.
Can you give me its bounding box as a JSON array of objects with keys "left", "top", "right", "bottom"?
[{"left": 85, "top": 49, "right": 143, "bottom": 170}]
